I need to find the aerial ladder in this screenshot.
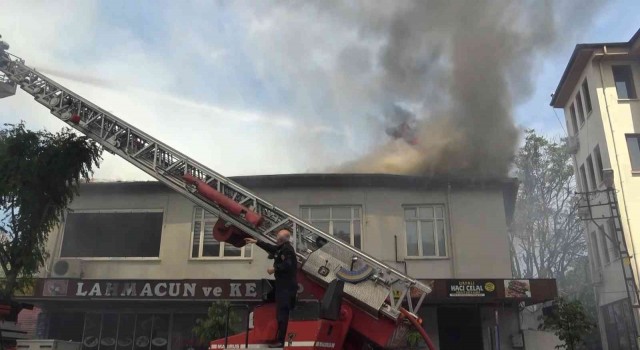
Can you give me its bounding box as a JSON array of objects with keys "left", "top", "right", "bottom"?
[{"left": 0, "top": 38, "right": 434, "bottom": 350}]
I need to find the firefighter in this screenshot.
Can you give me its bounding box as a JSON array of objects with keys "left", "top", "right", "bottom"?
[{"left": 245, "top": 228, "right": 297, "bottom": 348}]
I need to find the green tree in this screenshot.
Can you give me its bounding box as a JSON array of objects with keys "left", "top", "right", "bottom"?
[
  {"left": 511, "top": 130, "right": 601, "bottom": 348},
  {"left": 0, "top": 123, "right": 101, "bottom": 311},
  {"left": 540, "top": 298, "right": 595, "bottom": 350},
  {"left": 193, "top": 301, "right": 242, "bottom": 343},
  {"left": 510, "top": 129, "right": 585, "bottom": 281}
]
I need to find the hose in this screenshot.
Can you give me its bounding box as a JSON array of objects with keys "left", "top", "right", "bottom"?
[{"left": 399, "top": 307, "right": 436, "bottom": 350}]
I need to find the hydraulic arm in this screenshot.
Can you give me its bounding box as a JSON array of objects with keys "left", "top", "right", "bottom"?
[{"left": 0, "top": 41, "right": 433, "bottom": 349}]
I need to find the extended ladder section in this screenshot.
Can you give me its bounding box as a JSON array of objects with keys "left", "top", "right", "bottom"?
[{"left": 0, "top": 49, "right": 431, "bottom": 323}]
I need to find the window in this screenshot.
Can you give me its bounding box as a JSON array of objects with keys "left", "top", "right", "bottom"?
[
  {"left": 594, "top": 145, "right": 604, "bottom": 182},
  {"left": 586, "top": 155, "right": 597, "bottom": 190},
  {"left": 582, "top": 79, "right": 592, "bottom": 113},
  {"left": 47, "top": 312, "right": 209, "bottom": 350},
  {"left": 404, "top": 205, "right": 447, "bottom": 257},
  {"left": 191, "top": 207, "right": 251, "bottom": 258},
  {"left": 599, "top": 227, "right": 610, "bottom": 264},
  {"left": 590, "top": 231, "right": 601, "bottom": 271},
  {"left": 82, "top": 313, "right": 170, "bottom": 350},
  {"left": 300, "top": 206, "right": 362, "bottom": 248},
  {"left": 608, "top": 218, "right": 620, "bottom": 260},
  {"left": 575, "top": 92, "right": 585, "bottom": 124},
  {"left": 61, "top": 210, "right": 163, "bottom": 258},
  {"left": 602, "top": 299, "right": 638, "bottom": 350},
  {"left": 579, "top": 164, "right": 589, "bottom": 192},
  {"left": 612, "top": 65, "right": 637, "bottom": 99},
  {"left": 569, "top": 103, "right": 579, "bottom": 134},
  {"left": 625, "top": 134, "right": 640, "bottom": 171}
]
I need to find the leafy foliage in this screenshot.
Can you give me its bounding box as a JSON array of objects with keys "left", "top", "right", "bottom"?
[
  {"left": 511, "top": 130, "right": 601, "bottom": 348},
  {"left": 510, "top": 129, "right": 585, "bottom": 280},
  {"left": 540, "top": 298, "right": 595, "bottom": 350},
  {"left": 406, "top": 330, "right": 425, "bottom": 348},
  {"left": 193, "top": 301, "right": 242, "bottom": 342},
  {"left": 0, "top": 122, "right": 101, "bottom": 300}
]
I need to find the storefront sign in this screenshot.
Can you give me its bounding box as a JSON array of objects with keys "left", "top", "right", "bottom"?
[
  {"left": 504, "top": 279, "right": 531, "bottom": 298},
  {"left": 447, "top": 280, "right": 497, "bottom": 298},
  {"left": 37, "top": 279, "right": 267, "bottom": 300}
]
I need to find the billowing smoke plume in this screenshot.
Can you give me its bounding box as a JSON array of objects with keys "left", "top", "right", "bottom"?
[
  {"left": 287, "top": 0, "right": 601, "bottom": 178},
  {"left": 384, "top": 104, "right": 418, "bottom": 145}
]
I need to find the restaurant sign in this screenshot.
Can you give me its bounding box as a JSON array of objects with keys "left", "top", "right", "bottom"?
[
  {"left": 447, "top": 279, "right": 497, "bottom": 298},
  {"left": 36, "top": 279, "right": 269, "bottom": 300}
]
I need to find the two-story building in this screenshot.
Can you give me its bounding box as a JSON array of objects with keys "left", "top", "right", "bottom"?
[
  {"left": 18, "top": 173, "right": 556, "bottom": 350},
  {"left": 551, "top": 28, "right": 640, "bottom": 350}
]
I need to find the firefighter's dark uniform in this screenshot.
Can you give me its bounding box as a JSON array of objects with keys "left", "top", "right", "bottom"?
[{"left": 257, "top": 240, "right": 297, "bottom": 344}]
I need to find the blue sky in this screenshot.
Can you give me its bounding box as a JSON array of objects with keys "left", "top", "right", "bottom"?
[
  {"left": 517, "top": 0, "right": 640, "bottom": 136},
  {"left": 0, "top": 1, "right": 639, "bottom": 180}
]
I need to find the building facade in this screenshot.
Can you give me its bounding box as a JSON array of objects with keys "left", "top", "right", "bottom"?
[
  {"left": 19, "top": 174, "right": 555, "bottom": 350},
  {"left": 551, "top": 28, "right": 640, "bottom": 350}
]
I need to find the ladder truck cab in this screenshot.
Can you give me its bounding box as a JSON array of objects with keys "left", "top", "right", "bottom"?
[{"left": 0, "top": 39, "right": 435, "bottom": 350}]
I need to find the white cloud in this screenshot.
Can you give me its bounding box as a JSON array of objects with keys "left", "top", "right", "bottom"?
[{"left": 0, "top": 1, "right": 355, "bottom": 181}]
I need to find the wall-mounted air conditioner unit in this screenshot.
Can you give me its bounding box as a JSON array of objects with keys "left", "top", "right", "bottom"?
[
  {"left": 567, "top": 136, "right": 579, "bottom": 154},
  {"left": 51, "top": 259, "right": 83, "bottom": 278}
]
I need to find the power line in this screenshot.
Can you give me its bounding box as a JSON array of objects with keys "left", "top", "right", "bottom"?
[{"left": 552, "top": 106, "right": 568, "bottom": 137}]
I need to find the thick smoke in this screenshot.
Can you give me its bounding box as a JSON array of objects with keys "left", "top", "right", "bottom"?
[{"left": 303, "top": 0, "right": 602, "bottom": 178}]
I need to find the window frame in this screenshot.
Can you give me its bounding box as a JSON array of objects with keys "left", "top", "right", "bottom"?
[
  {"left": 612, "top": 65, "right": 638, "bottom": 100},
  {"left": 575, "top": 91, "right": 586, "bottom": 125},
  {"left": 625, "top": 134, "right": 640, "bottom": 172},
  {"left": 594, "top": 145, "right": 604, "bottom": 184},
  {"left": 189, "top": 207, "right": 252, "bottom": 260},
  {"left": 608, "top": 218, "right": 620, "bottom": 261},
  {"left": 582, "top": 79, "right": 593, "bottom": 114},
  {"left": 403, "top": 204, "right": 448, "bottom": 258},
  {"left": 579, "top": 164, "right": 589, "bottom": 192},
  {"left": 590, "top": 231, "right": 601, "bottom": 271},
  {"left": 586, "top": 155, "right": 597, "bottom": 191},
  {"left": 598, "top": 226, "right": 611, "bottom": 265},
  {"left": 299, "top": 205, "right": 363, "bottom": 248},
  {"left": 59, "top": 208, "right": 164, "bottom": 261},
  {"left": 602, "top": 299, "right": 637, "bottom": 350},
  {"left": 569, "top": 103, "right": 580, "bottom": 134}
]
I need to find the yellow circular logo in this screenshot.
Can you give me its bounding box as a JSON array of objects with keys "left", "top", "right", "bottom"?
[{"left": 485, "top": 282, "right": 495, "bottom": 292}]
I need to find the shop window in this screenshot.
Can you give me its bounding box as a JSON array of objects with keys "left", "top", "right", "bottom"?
[
  {"left": 171, "top": 314, "right": 208, "bottom": 350},
  {"left": 61, "top": 211, "right": 163, "bottom": 258},
  {"left": 404, "top": 205, "right": 447, "bottom": 257},
  {"left": 602, "top": 299, "right": 638, "bottom": 350},
  {"left": 191, "top": 207, "right": 252, "bottom": 258},
  {"left": 48, "top": 312, "right": 85, "bottom": 342},
  {"left": 300, "top": 206, "right": 363, "bottom": 248},
  {"left": 612, "top": 65, "right": 637, "bottom": 100},
  {"left": 82, "top": 314, "right": 170, "bottom": 350},
  {"left": 117, "top": 314, "right": 136, "bottom": 350}
]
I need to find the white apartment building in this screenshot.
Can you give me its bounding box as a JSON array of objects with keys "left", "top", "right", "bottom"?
[
  {"left": 551, "top": 28, "right": 640, "bottom": 350},
  {"left": 17, "top": 174, "right": 557, "bottom": 350}
]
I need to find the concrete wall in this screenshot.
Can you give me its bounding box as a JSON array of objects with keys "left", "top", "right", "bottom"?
[
  {"left": 523, "top": 330, "right": 562, "bottom": 350},
  {"left": 561, "top": 55, "right": 640, "bottom": 349},
  {"left": 43, "top": 181, "right": 514, "bottom": 282}
]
